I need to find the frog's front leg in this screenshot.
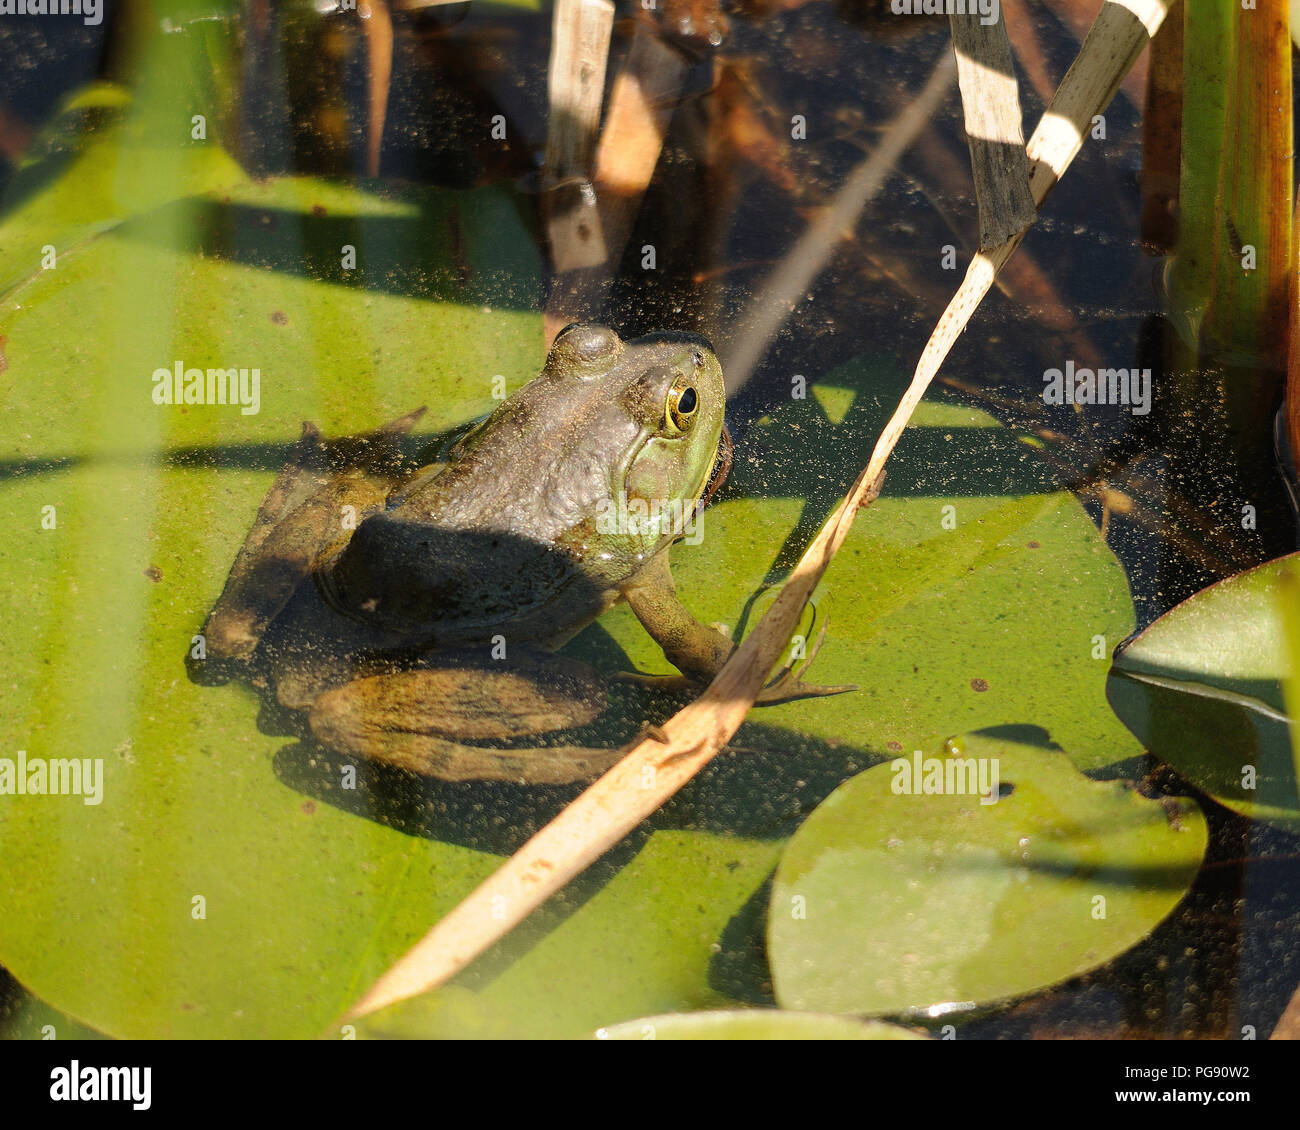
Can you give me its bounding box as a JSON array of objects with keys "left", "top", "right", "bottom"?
[
  {"left": 306, "top": 649, "right": 627, "bottom": 784},
  {"left": 620, "top": 550, "right": 734, "bottom": 683},
  {"left": 620, "top": 551, "right": 855, "bottom": 704},
  {"left": 197, "top": 408, "right": 426, "bottom": 668}
]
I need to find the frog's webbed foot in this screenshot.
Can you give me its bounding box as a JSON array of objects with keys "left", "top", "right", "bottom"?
[
  {"left": 610, "top": 671, "right": 696, "bottom": 694},
  {"left": 306, "top": 649, "right": 625, "bottom": 784},
  {"left": 615, "top": 621, "right": 856, "bottom": 705},
  {"left": 752, "top": 620, "right": 858, "bottom": 705},
  {"left": 621, "top": 552, "right": 855, "bottom": 706}
]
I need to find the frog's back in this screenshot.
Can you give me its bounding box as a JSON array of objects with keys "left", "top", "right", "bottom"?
[
  {"left": 321, "top": 507, "right": 617, "bottom": 647},
  {"left": 320, "top": 372, "right": 646, "bottom": 644}
]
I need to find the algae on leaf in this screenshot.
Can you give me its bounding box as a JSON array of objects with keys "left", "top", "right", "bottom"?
[{"left": 0, "top": 136, "right": 544, "bottom": 1037}]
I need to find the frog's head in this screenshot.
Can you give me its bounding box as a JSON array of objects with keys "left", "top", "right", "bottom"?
[{"left": 541, "top": 324, "right": 726, "bottom": 539}]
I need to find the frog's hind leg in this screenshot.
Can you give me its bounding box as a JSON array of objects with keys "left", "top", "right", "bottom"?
[
  {"left": 314, "top": 726, "right": 628, "bottom": 785},
  {"left": 306, "top": 649, "right": 625, "bottom": 784},
  {"left": 197, "top": 408, "right": 426, "bottom": 671}
]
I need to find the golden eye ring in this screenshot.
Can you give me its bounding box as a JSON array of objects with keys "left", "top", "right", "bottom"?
[{"left": 666, "top": 381, "right": 698, "bottom": 433}]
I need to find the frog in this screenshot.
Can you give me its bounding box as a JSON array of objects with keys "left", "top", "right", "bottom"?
[{"left": 193, "top": 323, "right": 848, "bottom": 785}]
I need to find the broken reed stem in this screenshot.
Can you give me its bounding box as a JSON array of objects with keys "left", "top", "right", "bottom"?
[
  {"left": 343, "top": 0, "right": 1172, "bottom": 1024},
  {"left": 542, "top": 0, "right": 616, "bottom": 186},
  {"left": 544, "top": 21, "right": 690, "bottom": 336},
  {"left": 541, "top": 0, "right": 617, "bottom": 273},
  {"left": 948, "top": 11, "right": 1034, "bottom": 249}
]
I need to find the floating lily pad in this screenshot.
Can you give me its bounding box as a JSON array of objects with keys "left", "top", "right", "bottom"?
[
  {"left": 1107, "top": 552, "right": 1300, "bottom": 829},
  {"left": 0, "top": 78, "right": 545, "bottom": 1036},
  {"left": 767, "top": 730, "right": 1206, "bottom": 1016},
  {"left": 345, "top": 831, "right": 782, "bottom": 1040}
]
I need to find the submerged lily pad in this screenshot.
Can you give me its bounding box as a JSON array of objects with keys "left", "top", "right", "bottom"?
[
  {"left": 595, "top": 1011, "right": 928, "bottom": 1040},
  {"left": 1107, "top": 552, "right": 1300, "bottom": 829},
  {"left": 0, "top": 0, "right": 245, "bottom": 299},
  {"left": 767, "top": 730, "right": 1206, "bottom": 1016},
  {"left": 0, "top": 981, "right": 107, "bottom": 1041}
]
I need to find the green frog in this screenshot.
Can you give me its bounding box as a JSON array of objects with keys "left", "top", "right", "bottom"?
[{"left": 194, "top": 324, "right": 846, "bottom": 784}]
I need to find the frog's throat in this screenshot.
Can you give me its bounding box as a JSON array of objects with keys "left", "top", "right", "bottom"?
[
  {"left": 616, "top": 419, "right": 725, "bottom": 529},
  {"left": 699, "top": 422, "right": 733, "bottom": 510}
]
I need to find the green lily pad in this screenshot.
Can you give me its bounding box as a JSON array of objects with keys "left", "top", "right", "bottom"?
[
  {"left": 767, "top": 730, "right": 1206, "bottom": 1016},
  {"left": 594, "top": 1011, "right": 928, "bottom": 1040},
  {"left": 1107, "top": 552, "right": 1300, "bottom": 829},
  {"left": 0, "top": 295, "right": 1143, "bottom": 1037},
  {"left": 345, "top": 831, "right": 782, "bottom": 1040}
]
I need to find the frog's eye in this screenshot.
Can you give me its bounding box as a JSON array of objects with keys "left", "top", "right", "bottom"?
[{"left": 665, "top": 379, "right": 699, "bottom": 433}]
